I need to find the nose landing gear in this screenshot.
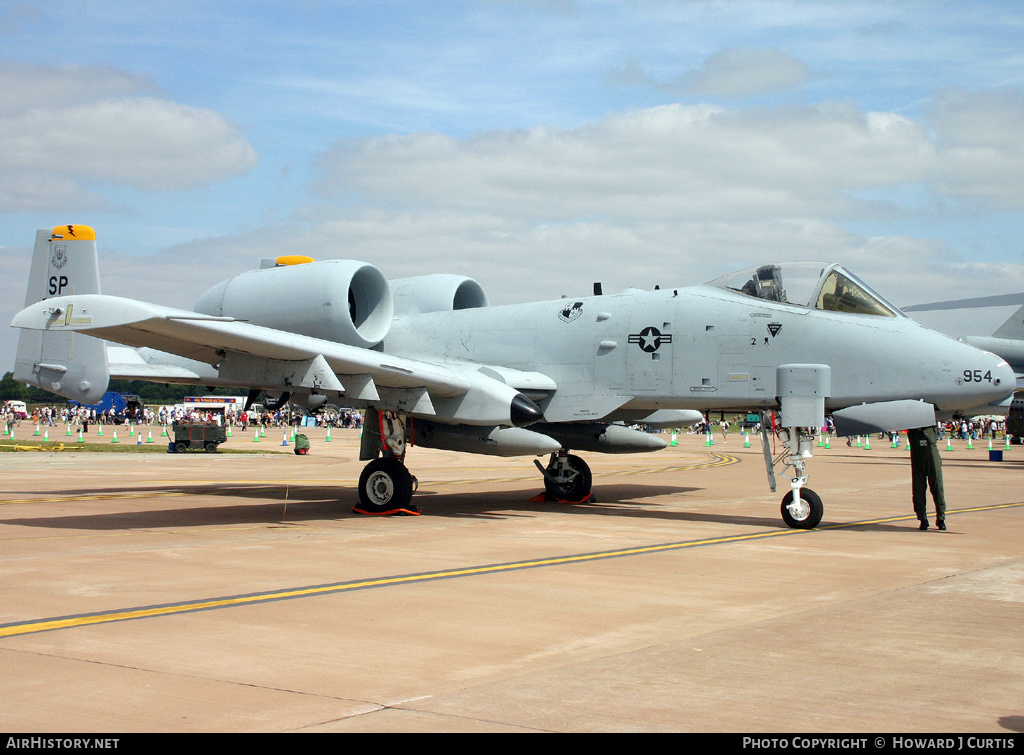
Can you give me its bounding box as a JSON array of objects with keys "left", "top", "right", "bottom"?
[{"left": 761, "top": 414, "right": 824, "bottom": 529}]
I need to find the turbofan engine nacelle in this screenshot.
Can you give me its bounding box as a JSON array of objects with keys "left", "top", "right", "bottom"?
[
  {"left": 390, "top": 274, "right": 488, "bottom": 316},
  {"left": 194, "top": 260, "right": 393, "bottom": 348}
]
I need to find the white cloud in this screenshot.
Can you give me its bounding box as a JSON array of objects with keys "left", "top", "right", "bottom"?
[
  {"left": 929, "top": 87, "right": 1024, "bottom": 210},
  {"left": 124, "top": 209, "right": 1022, "bottom": 319},
  {"left": 0, "top": 62, "right": 259, "bottom": 212},
  {"left": 315, "top": 101, "right": 933, "bottom": 223},
  {"left": 297, "top": 94, "right": 1024, "bottom": 318},
  {"left": 315, "top": 90, "right": 1024, "bottom": 228},
  {"left": 0, "top": 60, "right": 159, "bottom": 115},
  {"left": 606, "top": 48, "right": 812, "bottom": 98}
]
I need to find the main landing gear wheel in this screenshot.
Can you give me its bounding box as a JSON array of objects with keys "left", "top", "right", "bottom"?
[
  {"left": 356, "top": 457, "right": 418, "bottom": 515},
  {"left": 780, "top": 488, "right": 823, "bottom": 529},
  {"left": 544, "top": 454, "right": 593, "bottom": 501}
]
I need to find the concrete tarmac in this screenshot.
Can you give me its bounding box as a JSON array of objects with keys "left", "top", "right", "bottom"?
[{"left": 1, "top": 426, "right": 1023, "bottom": 733}]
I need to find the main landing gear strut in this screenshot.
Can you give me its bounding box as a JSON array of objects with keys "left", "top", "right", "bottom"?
[
  {"left": 354, "top": 409, "right": 420, "bottom": 516},
  {"left": 353, "top": 409, "right": 597, "bottom": 514},
  {"left": 534, "top": 451, "right": 593, "bottom": 502}
]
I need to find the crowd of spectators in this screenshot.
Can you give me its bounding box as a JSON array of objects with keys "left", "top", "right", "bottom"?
[
  {"left": 2, "top": 400, "right": 364, "bottom": 434},
  {"left": 0, "top": 399, "right": 1008, "bottom": 442},
  {"left": 687, "top": 413, "right": 1008, "bottom": 442}
]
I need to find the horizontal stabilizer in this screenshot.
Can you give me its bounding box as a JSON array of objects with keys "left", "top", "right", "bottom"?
[
  {"left": 107, "top": 346, "right": 208, "bottom": 382},
  {"left": 108, "top": 361, "right": 205, "bottom": 382}
]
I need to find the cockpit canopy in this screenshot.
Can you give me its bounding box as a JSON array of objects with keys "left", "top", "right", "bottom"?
[{"left": 709, "top": 262, "right": 904, "bottom": 318}]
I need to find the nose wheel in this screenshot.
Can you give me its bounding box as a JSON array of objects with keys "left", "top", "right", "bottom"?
[
  {"left": 780, "top": 488, "right": 823, "bottom": 529},
  {"left": 761, "top": 415, "right": 825, "bottom": 529}
]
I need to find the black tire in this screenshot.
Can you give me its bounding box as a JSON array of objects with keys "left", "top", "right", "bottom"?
[
  {"left": 205, "top": 442, "right": 218, "bottom": 453},
  {"left": 357, "top": 457, "right": 414, "bottom": 512},
  {"left": 781, "top": 488, "right": 823, "bottom": 529},
  {"left": 174, "top": 441, "right": 188, "bottom": 453},
  {"left": 544, "top": 454, "right": 593, "bottom": 500}
]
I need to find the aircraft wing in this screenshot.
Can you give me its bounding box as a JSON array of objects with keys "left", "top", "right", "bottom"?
[{"left": 13, "top": 294, "right": 554, "bottom": 427}]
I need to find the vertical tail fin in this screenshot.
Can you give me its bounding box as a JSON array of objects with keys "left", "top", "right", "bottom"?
[
  {"left": 992, "top": 304, "right": 1024, "bottom": 339},
  {"left": 13, "top": 225, "right": 109, "bottom": 403}
]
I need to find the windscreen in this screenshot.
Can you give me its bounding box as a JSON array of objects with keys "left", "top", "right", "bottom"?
[{"left": 814, "top": 269, "right": 898, "bottom": 317}]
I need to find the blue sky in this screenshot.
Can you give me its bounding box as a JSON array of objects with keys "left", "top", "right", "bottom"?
[{"left": 4, "top": 0, "right": 1024, "bottom": 366}]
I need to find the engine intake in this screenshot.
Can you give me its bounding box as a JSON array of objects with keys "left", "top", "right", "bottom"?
[{"left": 391, "top": 274, "right": 488, "bottom": 316}]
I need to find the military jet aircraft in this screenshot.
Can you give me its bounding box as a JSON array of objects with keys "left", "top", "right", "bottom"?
[{"left": 12, "top": 226, "right": 1014, "bottom": 528}]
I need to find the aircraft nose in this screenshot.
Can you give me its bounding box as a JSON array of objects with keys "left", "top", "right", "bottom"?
[
  {"left": 966, "top": 350, "right": 1016, "bottom": 411},
  {"left": 992, "top": 357, "right": 1016, "bottom": 400},
  {"left": 995, "top": 358, "right": 1015, "bottom": 390},
  {"left": 922, "top": 333, "right": 1016, "bottom": 415}
]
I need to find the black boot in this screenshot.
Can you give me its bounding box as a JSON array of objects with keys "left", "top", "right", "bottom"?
[{"left": 919, "top": 519, "right": 929, "bottom": 530}]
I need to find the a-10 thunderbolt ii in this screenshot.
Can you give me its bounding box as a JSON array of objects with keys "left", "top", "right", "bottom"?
[{"left": 12, "top": 226, "right": 1014, "bottom": 527}]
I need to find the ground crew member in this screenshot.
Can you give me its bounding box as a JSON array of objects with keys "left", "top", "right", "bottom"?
[{"left": 907, "top": 425, "right": 946, "bottom": 530}]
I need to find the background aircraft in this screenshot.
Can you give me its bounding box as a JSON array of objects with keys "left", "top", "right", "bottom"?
[
  {"left": 904, "top": 293, "right": 1024, "bottom": 378},
  {"left": 903, "top": 292, "right": 1024, "bottom": 439},
  {"left": 13, "top": 226, "right": 1014, "bottom": 528}
]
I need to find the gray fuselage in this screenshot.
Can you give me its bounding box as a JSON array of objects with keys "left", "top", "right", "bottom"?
[{"left": 385, "top": 284, "right": 1014, "bottom": 422}]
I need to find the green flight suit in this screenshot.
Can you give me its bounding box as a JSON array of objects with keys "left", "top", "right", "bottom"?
[{"left": 908, "top": 425, "right": 946, "bottom": 524}]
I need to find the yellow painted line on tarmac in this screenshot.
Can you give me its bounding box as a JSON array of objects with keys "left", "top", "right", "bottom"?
[
  {"left": 815, "top": 499, "right": 1024, "bottom": 529},
  {"left": 4, "top": 495, "right": 1021, "bottom": 640},
  {"left": 0, "top": 527, "right": 800, "bottom": 638}
]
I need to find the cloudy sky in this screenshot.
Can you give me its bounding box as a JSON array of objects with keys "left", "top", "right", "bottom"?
[{"left": 4, "top": 0, "right": 1024, "bottom": 369}]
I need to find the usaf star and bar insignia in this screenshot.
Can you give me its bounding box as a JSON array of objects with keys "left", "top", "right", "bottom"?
[{"left": 629, "top": 326, "right": 672, "bottom": 353}]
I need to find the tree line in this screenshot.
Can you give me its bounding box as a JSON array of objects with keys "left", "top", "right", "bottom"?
[{"left": 1, "top": 372, "right": 239, "bottom": 405}]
